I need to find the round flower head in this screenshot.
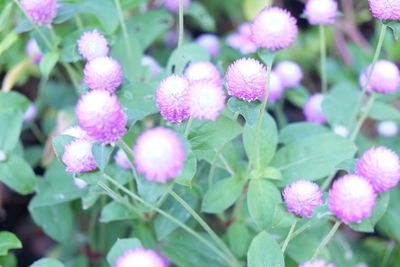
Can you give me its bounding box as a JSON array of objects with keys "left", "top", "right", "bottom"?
[
  {"left": 299, "top": 259, "right": 336, "bottom": 267},
  {"left": 184, "top": 61, "right": 222, "bottom": 87},
  {"left": 377, "top": 120, "right": 398, "bottom": 137},
  {"left": 303, "top": 93, "right": 327, "bottom": 124},
  {"left": 142, "top": 55, "right": 162, "bottom": 77},
  {"left": 156, "top": 74, "right": 189, "bottom": 124},
  {"left": 251, "top": 7, "right": 298, "bottom": 50},
  {"left": 114, "top": 148, "right": 131, "bottom": 169},
  {"left": 267, "top": 71, "right": 284, "bottom": 103},
  {"left": 83, "top": 56, "right": 123, "bottom": 93},
  {"left": 133, "top": 127, "right": 185, "bottom": 183},
  {"left": 283, "top": 179, "right": 324, "bottom": 217},
  {"left": 226, "top": 58, "right": 266, "bottom": 102},
  {"left": 62, "top": 125, "right": 93, "bottom": 142},
  {"left": 164, "top": 0, "right": 190, "bottom": 12},
  {"left": 356, "top": 146, "right": 400, "bottom": 193},
  {"left": 23, "top": 103, "right": 37, "bottom": 123},
  {"left": 360, "top": 60, "right": 400, "bottom": 94},
  {"left": 196, "top": 34, "right": 220, "bottom": 58},
  {"left": 333, "top": 125, "right": 349, "bottom": 137},
  {"left": 61, "top": 139, "right": 97, "bottom": 173},
  {"left": 329, "top": 174, "right": 376, "bottom": 223},
  {"left": 21, "top": 0, "right": 58, "bottom": 26},
  {"left": 77, "top": 30, "right": 109, "bottom": 61},
  {"left": 25, "top": 39, "right": 42, "bottom": 64},
  {"left": 76, "top": 90, "right": 127, "bottom": 144},
  {"left": 368, "top": 0, "right": 400, "bottom": 20},
  {"left": 226, "top": 23, "right": 258, "bottom": 55},
  {"left": 115, "top": 248, "right": 168, "bottom": 267},
  {"left": 274, "top": 61, "right": 303, "bottom": 88},
  {"left": 304, "top": 0, "right": 338, "bottom": 25},
  {"left": 187, "top": 80, "right": 226, "bottom": 121}
]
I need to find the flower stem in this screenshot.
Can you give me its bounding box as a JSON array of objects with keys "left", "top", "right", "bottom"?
[
  {"left": 184, "top": 117, "right": 193, "bottom": 138},
  {"left": 178, "top": 0, "right": 184, "bottom": 49},
  {"left": 311, "top": 221, "right": 341, "bottom": 260},
  {"left": 319, "top": 24, "right": 327, "bottom": 93},
  {"left": 350, "top": 94, "right": 376, "bottom": 142},
  {"left": 281, "top": 220, "right": 297, "bottom": 253}
]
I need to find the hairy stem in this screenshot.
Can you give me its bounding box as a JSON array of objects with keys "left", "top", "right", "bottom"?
[
  {"left": 311, "top": 221, "right": 341, "bottom": 260},
  {"left": 281, "top": 220, "right": 297, "bottom": 253}
]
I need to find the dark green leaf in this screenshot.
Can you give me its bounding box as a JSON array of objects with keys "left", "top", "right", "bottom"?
[
  {"left": 175, "top": 152, "right": 197, "bottom": 186},
  {"left": 39, "top": 52, "right": 59, "bottom": 78},
  {"left": 92, "top": 143, "right": 113, "bottom": 172},
  {"left": 227, "top": 222, "right": 252, "bottom": 258},
  {"left": 186, "top": 2, "right": 216, "bottom": 32},
  {"left": 227, "top": 97, "right": 259, "bottom": 126},
  {"left": 0, "top": 111, "right": 23, "bottom": 152},
  {"left": 54, "top": 4, "right": 79, "bottom": 24},
  {"left": 0, "top": 92, "right": 29, "bottom": 113},
  {"left": 100, "top": 201, "right": 138, "bottom": 223}
]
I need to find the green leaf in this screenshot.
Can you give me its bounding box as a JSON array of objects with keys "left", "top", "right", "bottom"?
[
  {"left": 79, "top": 0, "right": 119, "bottom": 34},
  {"left": 175, "top": 152, "right": 197, "bottom": 186},
  {"left": 166, "top": 43, "right": 210, "bottom": 74},
  {"left": 0, "top": 232, "right": 22, "bottom": 256},
  {"left": 202, "top": 177, "right": 245, "bottom": 214},
  {"left": 13, "top": 19, "right": 34, "bottom": 34},
  {"left": 186, "top": 2, "right": 216, "bottom": 32},
  {"left": 335, "top": 158, "right": 357, "bottom": 173},
  {"left": 0, "top": 111, "right": 23, "bottom": 152},
  {"left": 30, "top": 258, "right": 65, "bottom": 267},
  {"left": 60, "top": 29, "right": 84, "bottom": 63},
  {"left": 42, "top": 81, "right": 78, "bottom": 110},
  {"left": 271, "top": 204, "right": 297, "bottom": 228},
  {"left": 227, "top": 97, "right": 259, "bottom": 126},
  {"left": 285, "top": 85, "right": 310, "bottom": 108},
  {"left": 369, "top": 101, "right": 400, "bottom": 121},
  {"left": 279, "top": 122, "right": 330, "bottom": 144},
  {"left": 52, "top": 135, "right": 75, "bottom": 160},
  {"left": 92, "top": 143, "right": 113, "bottom": 172},
  {"left": 227, "top": 222, "right": 252, "bottom": 258},
  {"left": 286, "top": 232, "right": 330, "bottom": 263},
  {"left": 247, "top": 231, "right": 284, "bottom": 267},
  {"left": 100, "top": 201, "right": 138, "bottom": 223},
  {"left": 270, "top": 133, "right": 357, "bottom": 184},
  {"left": 250, "top": 166, "right": 282, "bottom": 180},
  {"left": 385, "top": 20, "right": 400, "bottom": 41},
  {"left": 243, "top": 112, "right": 278, "bottom": 169},
  {"left": 39, "top": 52, "right": 59, "bottom": 78},
  {"left": 136, "top": 174, "right": 174, "bottom": 203},
  {"left": 0, "top": 92, "right": 29, "bottom": 113},
  {"left": 247, "top": 179, "right": 281, "bottom": 229},
  {"left": 53, "top": 4, "right": 79, "bottom": 24},
  {"left": 257, "top": 49, "right": 276, "bottom": 66},
  {"left": 107, "top": 238, "right": 142, "bottom": 266},
  {"left": 0, "top": 154, "right": 36, "bottom": 195}
]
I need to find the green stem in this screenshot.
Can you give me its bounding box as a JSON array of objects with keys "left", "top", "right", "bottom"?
[
  {"left": 61, "top": 62, "right": 81, "bottom": 93},
  {"left": 114, "top": 0, "right": 134, "bottom": 72},
  {"left": 208, "top": 149, "right": 219, "bottom": 188},
  {"left": 311, "top": 221, "right": 341, "bottom": 260},
  {"left": 29, "top": 122, "right": 46, "bottom": 144},
  {"left": 75, "top": 14, "right": 84, "bottom": 30},
  {"left": 177, "top": 0, "right": 184, "bottom": 49},
  {"left": 281, "top": 220, "right": 297, "bottom": 253},
  {"left": 184, "top": 117, "right": 193, "bottom": 138},
  {"left": 117, "top": 139, "right": 140, "bottom": 181},
  {"left": 380, "top": 240, "right": 395, "bottom": 267},
  {"left": 319, "top": 25, "right": 327, "bottom": 93},
  {"left": 281, "top": 221, "right": 312, "bottom": 243},
  {"left": 274, "top": 99, "right": 287, "bottom": 129},
  {"left": 350, "top": 94, "right": 376, "bottom": 141}
]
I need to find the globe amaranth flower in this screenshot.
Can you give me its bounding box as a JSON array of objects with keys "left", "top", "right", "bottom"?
[
  {"left": 83, "top": 56, "right": 123, "bottom": 93},
  {"left": 303, "top": 93, "right": 327, "bottom": 124},
  {"left": 187, "top": 80, "right": 225, "bottom": 121},
  {"left": 356, "top": 146, "right": 400, "bottom": 193},
  {"left": 226, "top": 58, "right": 266, "bottom": 102},
  {"left": 304, "top": 0, "right": 338, "bottom": 25},
  {"left": 368, "top": 0, "right": 400, "bottom": 20},
  {"left": 267, "top": 71, "right": 284, "bottom": 103},
  {"left": 329, "top": 174, "right": 376, "bottom": 223},
  {"left": 61, "top": 125, "right": 94, "bottom": 142},
  {"left": 359, "top": 60, "right": 400, "bottom": 94},
  {"left": 251, "top": 7, "right": 298, "bottom": 50},
  {"left": 133, "top": 127, "right": 185, "bottom": 183},
  {"left": 76, "top": 90, "right": 127, "bottom": 144},
  {"left": 115, "top": 248, "right": 168, "bottom": 267},
  {"left": 283, "top": 179, "right": 324, "bottom": 217},
  {"left": 142, "top": 55, "right": 162, "bottom": 78},
  {"left": 226, "top": 23, "right": 257, "bottom": 55},
  {"left": 23, "top": 103, "right": 37, "bottom": 123},
  {"left": 377, "top": 120, "right": 398, "bottom": 137},
  {"left": 77, "top": 30, "right": 109, "bottom": 61},
  {"left": 299, "top": 259, "right": 336, "bottom": 267},
  {"left": 333, "top": 125, "right": 349, "bottom": 138},
  {"left": 184, "top": 61, "right": 222, "bottom": 87},
  {"left": 61, "top": 139, "right": 97, "bottom": 173},
  {"left": 21, "top": 0, "right": 58, "bottom": 26},
  {"left": 156, "top": 74, "right": 189, "bottom": 124},
  {"left": 164, "top": 0, "right": 190, "bottom": 12},
  {"left": 114, "top": 148, "right": 131, "bottom": 169},
  {"left": 274, "top": 61, "right": 303, "bottom": 88},
  {"left": 25, "top": 38, "right": 42, "bottom": 64},
  {"left": 196, "top": 34, "right": 220, "bottom": 58}
]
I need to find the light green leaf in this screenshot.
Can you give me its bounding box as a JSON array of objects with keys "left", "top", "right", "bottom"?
[
  {"left": 369, "top": 101, "right": 400, "bottom": 121},
  {"left": 186, "top": 2, "right": 216, "bottom": 32},
  {"left": 39, "top": 52, "right": 59, "bottom": 78},
  {"left": 100, "top": 201, "right": 138, "bottom": 223},
  {"left": 30, "top": 258, "right": 65, "bottom": 267},
  {"left": 107, "top": 238, "right": 142, "bottom": 266},
  {"left": 166, "top": 43, "right": 210, "bottom": 74},
  {"left": 227, "top": 222, "right": 252, "bottom": 258},
  {"left": 279, "top": 122, "right": 329, "bottom": 144},
  {"left": 247, "top": 231, "right": 284, "bottom": 267},
  {"left": 0, "top": 232, "right": 22, "bottom": 256},
  {"left": 0, "top": 111, "right": 23, "bottom": 152},
  {"left": 227, "top": 97, "right": 259, "bottom": 126},
  {"left": 175, "top": 152, "right": 197, "bottom": 186},
  {"left": 92, "top": 143, "right": 113, "bottom": 172}
]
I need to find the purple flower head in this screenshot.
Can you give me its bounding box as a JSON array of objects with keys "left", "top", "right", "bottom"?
[
  {"left": 23, "top": 103, "right": 37, "bottom": 123},
  {"left": 21, "top": 0, "right": 58, "bottom": 26},
  {"left": 115, "top": 248, "right": 168, "bottom": 267},
  {"left": 187, "top": 80, "right": 225, "bottom": 121},
  {"left": 184, "top": 61, "right": 222, "bottom": 87},
  {"left": 359, "top": 60, "right": 400, "bottom": 94},
  {"left": 329, "top": 174, "right": 376, "bottom": 223},
  {"left": 114, "top": 148, "right": 131, "bottom": 169},
  {"left": 61, "top": 139, "right": 97, "bottom": 173},
  {"left": 142, "top": 55, "right": 162, "bottom": 77},
  {"left": 226, "top": 23, "right": 258, "bottom": 55},
  {"left": 76, "top": 90, "right": 127, "bottom": 144},
  {"left": 299, "top": 259, "right": 336, "bottom": 267},
  {"left": 25, "top": 38, "right": 43, "bottom": 64},
  {"left": 304, "top": 0, "right": 338, "bottom": 25},
  {"left": 377, "top": 120, "right": 398, "bottom": 137},
  {"left": 196, "top": 34, "right": 220, "bottom": 58},
  {"left": 274, "top": 61, "right": 303, "bottom": 88},
  {"left": 77, "top": 30, "right": 109, "bottom": 61},
  {"left": 283, "top": 179, "right": 324, "bottom": 217},
  {"left": 156, "top": 74, "right": 189, "bottom": 124},
  {"left": 164, "top": 0, "right": 190, "bottom": 12},
  {"left": 133, "top": 127, "right": 185, "bottom": 183},
  {"left": 356, "top": 146, "right": 400, "bottom": 193},
  {"left": 226, "top": 58, "right": 266, "bottom": 102},
  {"left": 267, "top": 71, "right": 284, "bottom": 103},
  {"left": 83, "top": 56, "right": 123, "bottom": 93},
  {"left": 303, "top": 93, "right": 327, "bottom": 124},
  {"left": 251, "top": 7, "right": 298, "bottom": 51},
  {"left": 368, "top": 0, "right": 400, "bottom": 20}
]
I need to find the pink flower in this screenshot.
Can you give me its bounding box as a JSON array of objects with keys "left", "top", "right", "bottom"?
[
  {"left": 283, "top": 179, "right": 324, "bottom": 217},
  {"left": 356, "top": 146, "right": 400, "bottom": 193},
  {"left": 359, "top": 60, "right": 400, "bottom": 94},
  {"left": 83, "top": 56, "right": 123, "bottom": 93},
  {"left": 304, "top": 0, "right": 338, "bottom": 25},
  {"left": 115, "top": 248, "right": 168, "bottom": 267},
  {"left": 133, "top": 127, "right": 185, "bottom": 183},
  {"left": 76, "top": 90, "right": 127, "bottom": 144},
  {"left": 274, "top": 61, "right": 303, "bottom": 88},
  {"left": 184, "top": 61, "right": 222, "bottom": 87},
  {"left": 62, "top": 125, "right": 94, "bottom": 142},
  {"left": 368, "top": 0, "right": 400, "bottom": 20},
  {"left": 21, "top": 0, "right": 58, "bottom": 26},
  {"left": 226, "top": 23, "right": 258, "bottom": 55},
  {"left": 77, "top": 30, "right": 109, "bottom": 61},
  {"left": 225, "top": 58, "right": 266, "bottom": 102},
  {"left": 377, "top": 121, "right": 398, "bottom": 137},
  {"left": 61, "top": 139, "right": 97, "bottom": 173},
  {"left": 303, "top": 93, "right": 327, "bottom": 124},
  {"left": 299, "top": 259, "right": 336, "bottom": 267},
  {"left": 23, "top": 103, "right": 37, "bottom": 123},
  {"left": 329, "top": 174, "right": 376, "bottom": 223},
  {"left": 164, "top": 0, "right": 190, "bottom": 12},
  {"left": 25, "top": 39, "right": 42, "bottom": 64},
  {"left": 156, "top": 74, "right": 189, "bottom": 124},
  {"left": 187, "top": 80, "right": 225, "bottom": 121},
  {"left": 114, "top": 148, "right": 131, "bottom": 169},
  {"left": 196, "top": 34, "right": 220, "bottom": 58},
  {"left": 267, "top": 71, "right": 284, "bottom": 103},
  {"left": 251, "top": 7, "right": 298, "bottom": 51}
]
